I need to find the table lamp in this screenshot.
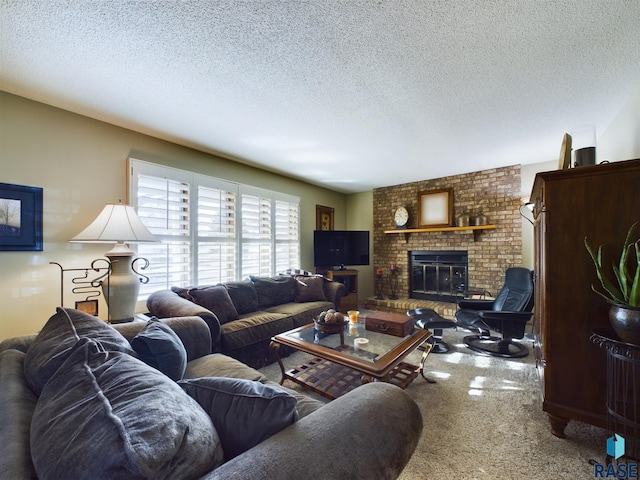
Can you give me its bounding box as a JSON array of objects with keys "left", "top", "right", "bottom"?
[{"left": 70, "top": 202, "right": 158, "bottom": 323}]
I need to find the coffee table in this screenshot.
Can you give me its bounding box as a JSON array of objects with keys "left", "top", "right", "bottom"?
[{"left": 270, "top": 319, "right": 433, "bottom": 400}]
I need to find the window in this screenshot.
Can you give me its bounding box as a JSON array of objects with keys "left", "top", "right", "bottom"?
[{"left": 129, "top": 159, "right": 300, "bottom": 298}]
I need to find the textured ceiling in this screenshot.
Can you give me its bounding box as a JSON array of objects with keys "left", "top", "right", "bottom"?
[{"left": 1, "top": 1, "right": 639, "bottom": 193}]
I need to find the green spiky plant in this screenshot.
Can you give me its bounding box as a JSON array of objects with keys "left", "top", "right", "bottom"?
[{"left": 584, "top": 222, "right": 640, "bottom": 307}]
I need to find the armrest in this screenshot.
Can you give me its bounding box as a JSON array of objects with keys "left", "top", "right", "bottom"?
[
  {"left": 477, "top": 311, "right": 533, "bottom": 322},
  {"left": 146, "top": 290, "right": 222, "bottom": 352},
  {"left": 323, "top": 281, "right": 347, "bottom": 311},
  {"left": 204, "top": 382, "right": 422, "bottom": 480},
  {"left": 457, "top": 299, "right": 494, "bottom": 310},
  {"left": 113, "top": 316, "right": 212, "bottom": 362}
]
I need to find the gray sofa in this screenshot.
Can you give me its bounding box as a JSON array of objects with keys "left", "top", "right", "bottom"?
[
  {"left": 0, "top": 309, "right": 423, "bottom": 480},
  {"left": 147, "top": 274, "right": 346, "bottom": 368}
]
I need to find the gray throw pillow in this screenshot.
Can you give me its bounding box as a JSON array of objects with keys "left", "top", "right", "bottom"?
[
  {"left": 224, "top": 281, "right": 258, "bottom": 314},
  {"left": 179, "top": 377, "right": 298, "bottom": 460},
  {"left": 250, "top": 275, "right": 297, "bottom": 309},
  {"left": 31, "top": 338, "right": 224, "bottom": 480},
  {"left": 188, "top": 285, "right": 240, "bottom": 324},
  {"left": 131, "top": 317, "right": 187, "bottom": 381},
  {"left": 23, "top": 307, "right": 134, "bottom": 396},
  {"left": 294, "top": 276, "right": 328, "bottom": 302}
]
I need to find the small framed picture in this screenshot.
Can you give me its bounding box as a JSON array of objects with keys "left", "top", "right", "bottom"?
[
  {"left": 316, "top": 205, "right": 334, "bottom": 231},
  {"left": 75, "top": 299, "right": 99, "bottom": 316},
  {"left": 418, "top": 188, "right": 454, "bottom": 228},
  {"left": 0, "top": 183, "right": 43, "bottom": 251}
]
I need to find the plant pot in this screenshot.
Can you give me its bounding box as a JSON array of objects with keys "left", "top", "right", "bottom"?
[
  {"left": 456, "top": 214, "right": 470, "bottom": 227},
  {"left": 473, "top": 214, "right": 488, "bottom": 226},
  {"left": 609, "top": 304, "right": 640, "bottom": 345}
]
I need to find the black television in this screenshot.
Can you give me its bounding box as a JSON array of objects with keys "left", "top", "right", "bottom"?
[{"left": 313, "top": 230, "right": 370, "bottom": 268}]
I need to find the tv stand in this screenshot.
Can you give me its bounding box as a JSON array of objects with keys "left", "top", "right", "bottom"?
[{"left": 322, "top": 269, "right": 358, "bottom": 314}]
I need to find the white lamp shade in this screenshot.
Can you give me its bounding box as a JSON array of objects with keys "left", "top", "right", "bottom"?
[{"left": 70, "top": 204, "right": 158, "bottom": 244}]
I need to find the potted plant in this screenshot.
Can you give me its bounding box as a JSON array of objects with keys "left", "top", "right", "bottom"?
[{"left": 584, "top": 221, "right": 640, "bottom": 344}]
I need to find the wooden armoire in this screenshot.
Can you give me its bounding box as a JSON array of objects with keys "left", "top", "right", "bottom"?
[{"left": 530, "top": 158, "right": 640, "bottom": 437}]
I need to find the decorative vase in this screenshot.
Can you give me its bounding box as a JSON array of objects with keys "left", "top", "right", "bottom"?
[
  {"left": 456, "top": 210, "right": 470, "bottom": 227},
  {"left": 609, "top": 304, "right": 640, "bottom": 345},
  {"left": 473, "top": 211, "right": 488, "bottom": 226}
]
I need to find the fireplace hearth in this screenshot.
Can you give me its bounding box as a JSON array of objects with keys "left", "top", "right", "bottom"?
[{"left": 409, "top": 250, "right": 468, "bottom": 302}]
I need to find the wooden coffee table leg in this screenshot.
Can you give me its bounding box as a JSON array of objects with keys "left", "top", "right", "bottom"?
[
  {"left": 269, "top": 341, "right": 286, "bottom": 385},
  {"left": 419, "top": 341, "right": 437, "bottom": 383}
]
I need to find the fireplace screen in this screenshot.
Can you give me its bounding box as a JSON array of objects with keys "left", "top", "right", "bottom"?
[{"left": 410, "top": 250, "right": 468, "bottom": 302}]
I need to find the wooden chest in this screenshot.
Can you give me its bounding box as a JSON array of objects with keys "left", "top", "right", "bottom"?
[{"left": 365, "top": 312, "right": 414, "bottom": 337}]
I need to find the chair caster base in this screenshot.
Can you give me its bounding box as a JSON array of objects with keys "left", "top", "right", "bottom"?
[
  {"left": 463, "top": 335, "right": 529, "bottom": 358},
  {"left": 418, "top": 339, "right": 451, "bottom": 354}
]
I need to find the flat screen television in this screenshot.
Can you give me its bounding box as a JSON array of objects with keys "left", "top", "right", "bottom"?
[{"left": 313, "top": 230, "right": 370, "bottom": 268}]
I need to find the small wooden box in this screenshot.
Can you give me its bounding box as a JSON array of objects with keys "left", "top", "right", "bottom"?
[{"left": 365, "top": 312, "right": 414, "bottom": 337}]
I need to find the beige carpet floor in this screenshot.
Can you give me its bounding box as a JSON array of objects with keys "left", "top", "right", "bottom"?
[{"left": 260, "top": 328, "right": 610, "bottom": 480}]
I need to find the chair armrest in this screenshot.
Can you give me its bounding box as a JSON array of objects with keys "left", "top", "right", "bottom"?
[
  {"left": 147, "top": 290, "right": 222, "bottom": 352},
  {"left": 203, "top": 382, "right": 422, "bottom": 480},
  {"left": 477, "top": 311, "right": 533, "bottom": 322},
  {"left": 457, "top": 299, "right": 493, "bottom": 310},
  {"left": 323, "top": 281, "right": 347, "bottom": 311}
]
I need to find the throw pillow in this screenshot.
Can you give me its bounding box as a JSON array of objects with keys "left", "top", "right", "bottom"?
[
  {"left": 188, "top": 285, "right": 240, "bottom": 324},
  {"left": 23, "top": 307, "right": 134, "bottom": 396},
  {"left": 131, "top": 317, "right": 187, "bottom": 381},
  {"left": 224, "top": 281, "right": 258, "bottom": 314},
  {"left": 31, "top": 338, "right": 224, "bottom": 480},
  {"left": 179, "top": 377, "right": 298, "bottom": 459},
  {"left": 294, "top": 276, "right": 327, "bottom": 303},
  {"left": 250, "top": 275, "right": 297, "bottom": 309}
]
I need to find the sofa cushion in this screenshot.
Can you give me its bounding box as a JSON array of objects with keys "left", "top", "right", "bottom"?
[
  {"left": 224, "top": 281, "right": 259, "bottom": 314},
  {"left": 31, "top": 338, "right": 224, "bottom": 480},
  {"left": 188, "top": 285, "right": 240, "bottom": 324},
  {"left": 23, "top": 307, "right": 134, "bottom": 396},
  {"left": 131, "top": 317, "right": 187, "bottom": 381},
  {"left": 220, "top": 312, "right": 291, "bottom": 351},
  {"left": 294, "top": 276, "right": 328, "bottom": 303},
  {"left": 0, "top": 349, "right": 38, "bottom": 479},
  {"left": 179, "top": 377, "right": 298, "bottom": 459},
  {"left": 250, "top": 275, "right": 297, "bottom": 309}
]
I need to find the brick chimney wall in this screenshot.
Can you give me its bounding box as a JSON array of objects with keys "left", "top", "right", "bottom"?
[{"left": 373, "top": 164, "right": 522, "bottom": 299}]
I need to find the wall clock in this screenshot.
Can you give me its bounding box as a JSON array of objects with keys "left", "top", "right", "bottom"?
[{"left": 394, "top": 206, "right": 409, "bottom": 229}]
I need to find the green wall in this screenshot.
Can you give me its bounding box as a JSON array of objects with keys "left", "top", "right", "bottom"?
[{"left": 0, "top": 91, "right": 346, "bottom": 338}]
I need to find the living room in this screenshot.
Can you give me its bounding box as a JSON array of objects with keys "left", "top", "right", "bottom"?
[{"left": 2, "top": 2, "right": 640, "bottom": 477}]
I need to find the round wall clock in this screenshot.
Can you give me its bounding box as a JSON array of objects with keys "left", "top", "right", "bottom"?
[{"left": 394, "top": 206, "right": 409, "bottom": 229}]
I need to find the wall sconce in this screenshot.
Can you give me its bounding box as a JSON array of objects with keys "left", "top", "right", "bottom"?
[
  {"left": 519, "top": 199, "right": 535, "bottom": 225},
  {"left": 70, "top": 201, "right": 158, "bottom": 323}
]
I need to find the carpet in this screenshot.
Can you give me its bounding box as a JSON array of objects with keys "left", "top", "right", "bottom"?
[{"left": 260, "top": 328, "right": 610, "bottom": 480}]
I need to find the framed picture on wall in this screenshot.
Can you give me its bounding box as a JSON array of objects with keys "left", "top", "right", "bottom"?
[
  {"left": 316, "top": 205, "right": 334, "bottom": 230},
  {"left": 417, "top": 188, "right": 453, "bottom": 228},
  {"left": 0, "top": 182, "right": 43, "bottom": 251}
]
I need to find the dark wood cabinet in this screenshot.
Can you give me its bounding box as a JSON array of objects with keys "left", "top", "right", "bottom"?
[{"left": 530, "top": 158, "right": 640, "bottom": 437}]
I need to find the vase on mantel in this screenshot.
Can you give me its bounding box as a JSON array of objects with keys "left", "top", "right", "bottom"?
[
  {"left": 472, "top": 208, "right": 488, "bottom": 226},
  {"left": 456, "top": 208, "right": 470, "bottom": 227}
]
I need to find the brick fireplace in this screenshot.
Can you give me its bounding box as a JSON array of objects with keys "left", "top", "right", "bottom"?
[{"left": 371, "top": 165, "right": 522, "bottom": 303}]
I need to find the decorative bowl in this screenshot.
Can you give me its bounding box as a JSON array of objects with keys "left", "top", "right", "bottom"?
[{"left": 314, "top": 319, "right": 348, "bottom": 334}]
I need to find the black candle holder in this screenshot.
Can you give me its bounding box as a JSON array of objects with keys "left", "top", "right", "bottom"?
[
  {"left": 375, "top": 272, "right": 384, "bottom": 300},
  {"left": 389, "top": 269, "right": 399, "bottom": 300}
]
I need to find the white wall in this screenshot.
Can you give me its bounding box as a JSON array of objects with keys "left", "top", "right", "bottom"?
[
  {"left": 519, "top": 83, "right": 640, "bottom": 268},
  {"left": 598, "top": 83, "right": 640, "bottom": 163}
]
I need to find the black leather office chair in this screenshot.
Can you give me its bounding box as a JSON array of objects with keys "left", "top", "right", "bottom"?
[{"left": 455, "top": 267, "right": 534, "bottom": 358}]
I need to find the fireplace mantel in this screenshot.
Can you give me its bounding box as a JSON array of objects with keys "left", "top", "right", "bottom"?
[
  {"left": 383, "top": 224, "right": 496, "bottom": 234},
  {"left": 383, "top": 224, "right": 496, "bottom": 242}
]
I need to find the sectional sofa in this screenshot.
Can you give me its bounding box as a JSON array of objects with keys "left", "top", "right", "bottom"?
[
  {"left": 0, "top": 308, "right": 423, "bottom": 479},
  {"left": 147, "top": 274, "right": 346, "bottom": 368}
]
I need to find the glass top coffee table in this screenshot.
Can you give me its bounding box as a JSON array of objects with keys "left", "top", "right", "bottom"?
[{"left": 270, "top": 319, "right": 433, "bottom": 400}]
